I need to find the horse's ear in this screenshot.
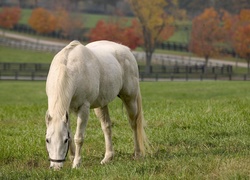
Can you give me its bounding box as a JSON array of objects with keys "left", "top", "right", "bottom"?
[
  {"left": 45, "top": 110, "right": 52, "bottom": 127},
  {"left": 63, "top": 111, "right": 69, "bottom": 124}
]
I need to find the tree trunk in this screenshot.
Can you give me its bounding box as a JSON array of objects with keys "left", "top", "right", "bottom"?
[
  {"left": 204, "top": 55, "right": 209, "bottom": 67},
  {"left": 248, "top": 60, "right": 250, "bottom": 74},
  {"left": 204, "top": 55, "right": 209, "bottom": 74},
  {"left": 145, "top": 51, "right": 152, "bottom": 74}
]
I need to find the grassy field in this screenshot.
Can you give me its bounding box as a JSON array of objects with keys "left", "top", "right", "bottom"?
[
  {"left": 1, "top": 81, "right": 250, "bottom": 179},
  {"left": 0, "top": 46, "right": 55, "bottom": 63}
]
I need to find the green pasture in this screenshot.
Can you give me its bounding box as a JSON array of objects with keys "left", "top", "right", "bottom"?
[
  {"left": 0, "top": 46, "right": 55, "bottom": 63},
  {"left": 1, "top": 81, "right": 250, "bottom": 179}
]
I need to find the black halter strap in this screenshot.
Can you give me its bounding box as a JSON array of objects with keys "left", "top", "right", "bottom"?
[{"left": 48, "top": 131, "right": 70, "bottom": 163}]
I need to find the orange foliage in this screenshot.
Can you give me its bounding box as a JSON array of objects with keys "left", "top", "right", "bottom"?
[
  {"left": 54, "top": 8, "right": 84, "bottom": 37},
  {"left": 233, "top": 24, "right": 250, "bottom": 60},
  {"left": 238, "top": 9, "right": 250, "bottom": 25},
  {"left": 233, "top": 10, "right": 250, "bottom": 60},
  {"left": 29, "top": 8, "right": 56, "bottom": 34},
  {"left": 190, "top": 8, "right": 223, "bottom": 64},
  {"left": 0, "top": 7, "right": 21, "bottom": 29},
  {"left": 222, "top": 9, "right": 250, "bottom": 60},
  {"left": 222, "top": 9, "right": 250, "bottom": 33},
  {"left": 89, "top": 19, "right": 142, "bottom": 50}
]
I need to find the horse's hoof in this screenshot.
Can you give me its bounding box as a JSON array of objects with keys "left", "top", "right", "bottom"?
[
  {"left": 100, "top": 152, "right": 114, "bottom": 164},
  {"left": 72, "top": 163, "right": 81, "bottom": 169},
  {"left": 100, "top": 159, "right": 111, "bottom": 164},
  {"left": 72, "top": 158, "right": 81, "bottom": 168}
]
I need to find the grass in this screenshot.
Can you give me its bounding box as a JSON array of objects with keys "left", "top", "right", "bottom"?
[
  {"left": 0, "top": 46, "right": 55, "bottom": 63},
  {"left": 1, "top": 81, "right": 250, "bottom": 179}
]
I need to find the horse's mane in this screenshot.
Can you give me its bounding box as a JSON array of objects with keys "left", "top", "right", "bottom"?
[{"left": 47, "top": 41, "right": 81, "bottom": 119}]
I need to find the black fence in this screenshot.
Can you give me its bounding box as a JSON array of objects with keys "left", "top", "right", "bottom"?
[
  {"left": 0, "top": 63, "right": 50, "bottom": 81},
  {"left": 1, "top": 62, "right": 249, "bottom": 81}
]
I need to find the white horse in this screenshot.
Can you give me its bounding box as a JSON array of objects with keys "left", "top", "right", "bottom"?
[{"left": 45, "top": 40, "right": 148, "bottom": 170}]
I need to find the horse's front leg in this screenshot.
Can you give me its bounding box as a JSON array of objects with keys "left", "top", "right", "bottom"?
[
  {"left": 94, "top": 106, "right": 114, "bottom": 164},
  {"left": 68, "top": 120, "right": 75, "bottom": 162},
  {"left": 73, "top": 105, "right": 89, "bottom": 168}
]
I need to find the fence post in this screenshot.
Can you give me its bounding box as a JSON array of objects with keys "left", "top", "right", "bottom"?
[
  {"left": 155, "top": 74, "right": 158, "bottom": 81},
  {"left": 221, "top": 66, "right": 224, "bottom": 74},
  {"left": 32, "top": 72, "right": 35, "bottom": 81},
  {"left": 171, "top": 73, "right": 174, "bottom": 81},
  {"left": 140, "top": 73, "right": 144, "bottom": 81},
  {"left": 15, "top": 71, "right": 18, "bottom": 80},
  {"left": 162, "top": 65, "right": 166, "bottom": 73}
]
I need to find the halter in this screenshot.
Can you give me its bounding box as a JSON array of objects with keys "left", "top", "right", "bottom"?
[{"left": 47, "top": 131, "right": 70, "bottom": 163}]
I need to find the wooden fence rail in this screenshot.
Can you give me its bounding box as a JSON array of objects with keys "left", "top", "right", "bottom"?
[{"left": 0, "top": 62, "right": 248, "bottom": 81}]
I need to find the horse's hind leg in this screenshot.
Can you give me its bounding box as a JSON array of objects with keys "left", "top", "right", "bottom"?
[
  {"left": 94, "top": 106, "right": 114, "bottom": 164},
  {"left": 121, "top": 93, "right": 147, "bottom": 158}
]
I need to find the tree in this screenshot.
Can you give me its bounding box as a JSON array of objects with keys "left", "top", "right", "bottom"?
[
  {"left": 223, "top": 9, "right": 250, "bottom": 73},
  {"left": 222, "top": 9, "right": 250, "bottom": 72},
  {"left": 129, "top": 0, "right": 175, "bottom": 73},
  {"left": 28, "top": 8, "right": 57, "bottom": 35},
  {"left": 189, "top": 8, "right": 223, "bottom": 66},
  {"left": 89, "top": 19, "right": 142, "bottom": 50},
  {"left": 121, "top": 19, "right": 143, "bottom": 50},
  {"left": 233, "top": 24, "right": 250, "bottom": 73},
  {"left": 0, "top": 7, "right": 21, "bottom": 30},
  {"left": 54, "top": 8, "right": 84, "bottom": 39}
]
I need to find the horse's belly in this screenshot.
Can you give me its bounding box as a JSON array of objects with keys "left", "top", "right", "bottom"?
[{"left": 90, "top": 67, "right": 123, "bottom": 108}]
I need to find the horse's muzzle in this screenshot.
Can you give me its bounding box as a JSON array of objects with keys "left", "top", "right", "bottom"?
[{"left": 50, "top": 161, "right": 64, "bottom": 170}]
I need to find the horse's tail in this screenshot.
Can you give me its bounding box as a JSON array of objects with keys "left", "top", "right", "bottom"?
[{"left": 136, "top": 89, "right": 150, "bottom": 156}]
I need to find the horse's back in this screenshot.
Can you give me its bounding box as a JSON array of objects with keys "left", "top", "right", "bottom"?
[
  {"left": 86, "top": 41, "right": 140, "bottom": 99},
  {"left": 86, "top": 41, "right": 139, "bottom": 80},
  {"left": 86, "top": 41, "right": 138, "bottom": 72}
]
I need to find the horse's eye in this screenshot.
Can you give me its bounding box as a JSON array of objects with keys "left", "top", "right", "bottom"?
[
  {"left": 46, "top": 139, "right": 50, "bottom": 143},
  {"left": 64, "top": 139, "right": 69, "bottom": 144}
]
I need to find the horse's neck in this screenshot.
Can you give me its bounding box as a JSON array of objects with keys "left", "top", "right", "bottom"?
[{"left": 48, "top": 65, "right": 73, "bottom": 118}]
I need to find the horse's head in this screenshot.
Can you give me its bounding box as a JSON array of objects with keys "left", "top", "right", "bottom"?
[{"left": 45, "top": 111, "right": 70, "bottom": 170}]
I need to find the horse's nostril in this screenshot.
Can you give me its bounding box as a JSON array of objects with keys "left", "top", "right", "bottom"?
[{"left": 54, "top": 166, "right": 62, "bottom": 171}]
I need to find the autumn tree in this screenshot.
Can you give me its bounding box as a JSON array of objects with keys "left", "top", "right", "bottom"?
[
  {"left": 0, "top": 7, "right": 21, "bottom": 30},
  {"left": 223, "top": 9, "right": 250, "bottom": 73},
  {"left": 233, "top": 10, "right": 250, "bottom": 73},
  {"left": 189, "top": 8, "right": 223, "bottom": 66},
  {"left": 89, "top": 19, "right": 142, "bottom": 50},
  {"left": 54, "top": 8, "right": 84, "bottom": 39},
  {"left": 29, "top": 8, "right": 57, "bottom": 35},
  {"left": 129, "top": 0, "right": 175, "bottom": 73},
  {"left": 233, "top": 24, "right": 250, "bottom": 73}
]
